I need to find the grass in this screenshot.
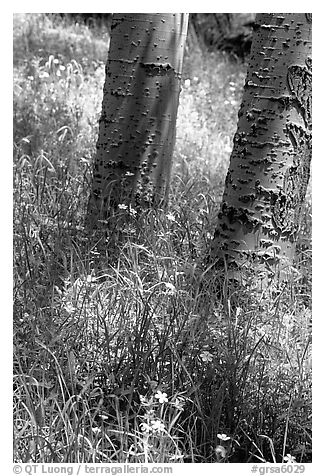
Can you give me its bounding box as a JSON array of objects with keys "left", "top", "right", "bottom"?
[{"left": 13, "top": 14, "right": 312, "bottom": 463}]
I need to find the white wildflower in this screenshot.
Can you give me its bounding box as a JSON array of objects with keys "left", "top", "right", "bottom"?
[
  {"left": 151, "top": 419, "right": 165, "bottom": 433},
  {"left": 64, "top": 302, "right": 75, "bottom": 314},
  {"left": 166, "top": 213, "right": 176, "bottom": 222},
  {"left": 155, "top": 390, "right": 168, "bottom": 403},
  {"left": 200, "top": 351, "right": 213, "bottom": 362},
  {"left": 169, "top": 454, "right": 185, "bottom": 461},
  {"left": 284, "top": 454, "right": 296, "bottom": 463},
  {"left": 129, "top": 206, "right": 137, "bottom": 217},
  {"left": 39, "top": 71, "right": 49, "bottom": 79},
  {"left": 217, "top": 433, "right": 231, "bottom": 442}
]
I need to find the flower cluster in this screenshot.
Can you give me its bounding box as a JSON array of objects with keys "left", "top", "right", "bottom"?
[{"left": 140, "top": 419, "right": 165, "bottom": 434}]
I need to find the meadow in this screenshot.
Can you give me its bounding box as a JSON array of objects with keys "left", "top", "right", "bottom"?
[{"left": 13, "top": 14, "right": 312, "bottom": 463}]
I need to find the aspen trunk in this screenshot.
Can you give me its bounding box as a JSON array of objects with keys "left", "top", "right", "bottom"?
[
  {"left": 87, "top": 13, "right": 188, "bottom": 226},
  {"left": 210, "top": 13, "right": 312, "bottom": 272}
]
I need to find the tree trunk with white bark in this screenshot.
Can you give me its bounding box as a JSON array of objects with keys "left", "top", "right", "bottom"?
[
  {"left": 87, "top": 13, "right": 188, "bottom": 227},
  {"left": 210, "top": 13, "right": 312, "bottom": 276}
]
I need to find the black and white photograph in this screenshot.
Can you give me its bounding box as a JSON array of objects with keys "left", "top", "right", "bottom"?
[{"left": 12, "top": 5, "right": 314, "bottom": 472}]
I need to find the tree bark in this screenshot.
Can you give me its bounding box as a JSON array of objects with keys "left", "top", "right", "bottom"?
[
  {"left": 87, "top": 13, "right": 188, "bottom": 227},
  {"left": 210, "top": 13, "right": 312, "bottom": 274}
]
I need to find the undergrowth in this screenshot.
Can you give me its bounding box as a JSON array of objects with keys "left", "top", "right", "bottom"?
[{"left": 13, "top": 14, "right": 312, "bottom": 463}]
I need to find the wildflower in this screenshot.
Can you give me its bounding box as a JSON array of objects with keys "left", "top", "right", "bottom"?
[
  {"left": 122, "top": 226, "right": 136, "bottom": 234},
  {"left": 64, "top": 302, "right": 75, "bottom": 314},
  {"left": 165, "top": 282, "right": 176, "bottom": 295},
  {"left": 184, "top": 79, "right": 191, "bottom": 88},
  {"left": 151, "top": 419, "right": 165, "bottom": 433},
  {"left": 217, "top": 433, "right": 231, "bottom": 442},
  {"left": 284, "top": 454, "right": 296, "bottom": 463},
  {"left": 39, "top": 71, "right": 49, "bottom": 79},
  {"left": 125, "top": 171, "right": 135, "bottom": 177},
  {"left": 129, "top": 206, "right": 137, "bottom": 217},
  {"left": 200, "top": 351, "right": 213, "bottom": 362},
  {"left": 155, "top": 390, "right": 168, "bottom": 404},
  {"left": 169, "top": 454, "right": 185, "bottom": 461},
  {"left": 166, "top": 213, "right": 176, "bottom": 222},
  {"left": 118, "top": 204, "right": 128, "bottom": 210}
]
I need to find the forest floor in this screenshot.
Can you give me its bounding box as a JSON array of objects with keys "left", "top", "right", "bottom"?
[{"left": 13, "top": 14, "right": 312, "bottom": 464}]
